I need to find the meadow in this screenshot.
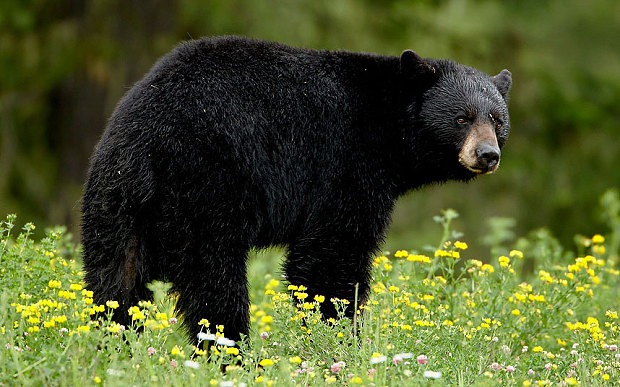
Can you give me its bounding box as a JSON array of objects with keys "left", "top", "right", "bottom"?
[{"left": 1, "top": 190, "right": 619, "bottom": 386}]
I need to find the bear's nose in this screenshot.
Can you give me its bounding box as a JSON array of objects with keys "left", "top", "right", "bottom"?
[{"left": 476, "top": 144, "right": 500, "bottom": 170}]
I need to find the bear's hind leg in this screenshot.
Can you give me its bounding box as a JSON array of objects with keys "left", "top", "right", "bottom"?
[{"left": 172, "top": 245, "right": 251, "bottom": 345}]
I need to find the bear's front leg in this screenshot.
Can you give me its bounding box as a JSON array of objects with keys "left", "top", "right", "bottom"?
[{"left": 283, "top": 215, "right": 388, "bottom": 322}]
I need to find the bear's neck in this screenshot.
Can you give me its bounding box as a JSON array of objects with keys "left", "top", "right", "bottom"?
[{"left": 333, "top": 52, "right": 429, "bottom": 196}]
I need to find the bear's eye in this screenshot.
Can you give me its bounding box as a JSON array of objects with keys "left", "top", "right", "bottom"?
[
  {"left": 456, "top": 116, "right": 469, "bottom": 126},
  {"left": 489, "top": 113, "right": 503, "bottom": 130}
]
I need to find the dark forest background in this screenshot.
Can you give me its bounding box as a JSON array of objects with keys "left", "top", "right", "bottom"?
[{"left": 1, "top": 0, "right": 619, "bottom": 257}]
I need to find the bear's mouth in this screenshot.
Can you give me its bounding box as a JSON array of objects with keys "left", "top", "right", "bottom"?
[{"left": 458, "top": 157, "right": 500, "bottom": 175}]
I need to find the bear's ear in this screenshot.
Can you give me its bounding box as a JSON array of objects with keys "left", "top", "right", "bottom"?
[
  {"left": 493, "top": 69, "right": 512, "bottom": 101},
  {"left": 400, "top": 50, "right": 436, "bottom": 82}
]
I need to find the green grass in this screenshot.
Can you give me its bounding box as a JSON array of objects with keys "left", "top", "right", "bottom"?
[{"left": 1, "top": 191, "right": 619, "bottom": 386}]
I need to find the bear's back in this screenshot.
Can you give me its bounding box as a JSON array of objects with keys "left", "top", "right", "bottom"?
[{"left": 98, "top": 37, "right": 369, "bottom": 242}]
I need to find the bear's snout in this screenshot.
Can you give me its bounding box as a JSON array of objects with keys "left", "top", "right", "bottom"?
[
  {"left": 475, "top": 144, "right": 500, "bottom": 173},
  {"left": 458, "top": 123, "right": 501, "bottom": 174}
]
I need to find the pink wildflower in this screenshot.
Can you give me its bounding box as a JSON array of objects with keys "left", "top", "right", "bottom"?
[
  {"left": 331, "top": 361, "right": 345, "bottom": 373},
  {"left": 490, "top": 362, "right": 502, "bottom": 371},
  {"left": 416, "top": 355, "right": 428, "bottom": 365},
  {"left": 147, "top": 347, "right": 156, "bottom": 356},
  {"left": 505, "top": 365, "right": 515, "bottom": 373}
]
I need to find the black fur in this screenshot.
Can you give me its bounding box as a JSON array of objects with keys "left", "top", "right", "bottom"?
[{"left": 82, "top": 36, "right": 511, "bottom": 343}]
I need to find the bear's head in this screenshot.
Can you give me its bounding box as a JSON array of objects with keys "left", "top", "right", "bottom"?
[{"left": 399, "top": 50, "right": 512, "bottom": 183}]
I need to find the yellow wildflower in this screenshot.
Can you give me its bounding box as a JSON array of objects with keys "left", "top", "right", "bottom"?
[
  {"left": 27, "top": 316, "right": 40, "bottom": 325},
  {"left": 58, "top": 290, "right": 76, "bottom": 300},
  {"left": 603, "top": 374, "right": 610, "bottom": 381},
  {"left": 407, "top": 254, "right": 431, "bottom": 263},
  {"left": 394, "top": 250, "right": 409, "bottom": 258},
  {"left": 106, "top": 300, "right": 119, "bottom": 309},
  {"left": 289, "top": 356, "right": 302, "bottom": 364},
  {"left": 349, "top": 376, "right": 363, "bottom": 384},
  {"left": 509, "top": 249, "right": 524, "bottom": 259},
  {"left": 294, "top": 291, "right": 308, "bottom": 300},
  {"left": 564, "top": 377, "right": 578, "bottom": 385},
  {"left": 528, "top": 294, "right": 545, "bottom": 303},
  {"left": 128, "top": 306, "right": 145, "bottom": 321},
  {"left": 198, "top": 318, "right": 210, "bottom": 327},
  {"left": 170, "top": 345, "right": 185, "bottom": 357},
  {"left": 454, "top": 241, "right": 468, "bottom": 250},
  {"left": 48, "top": 280, "right": 62, "bottom": 289},
  {"left": 498, "top": 256, "right": 510, "bottom": 267},
  {"left": 434, "top": 249, "right": 450, "bottom": 258},
  {"left": 265, "top": 278, "right": 279, "bottom": 289},
  {"left": 69, "top": 283, "right": 83, "bottom": 291},
  {"left": 557, "top": 338, "right": 566, "bottom": 346},
  {"left": 107, "top": 323, "right": 122, "bottom": 333}
]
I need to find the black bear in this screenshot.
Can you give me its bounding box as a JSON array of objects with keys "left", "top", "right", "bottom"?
[{"left": 82, "top": 36, "right": 511, "bottom": 344}]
